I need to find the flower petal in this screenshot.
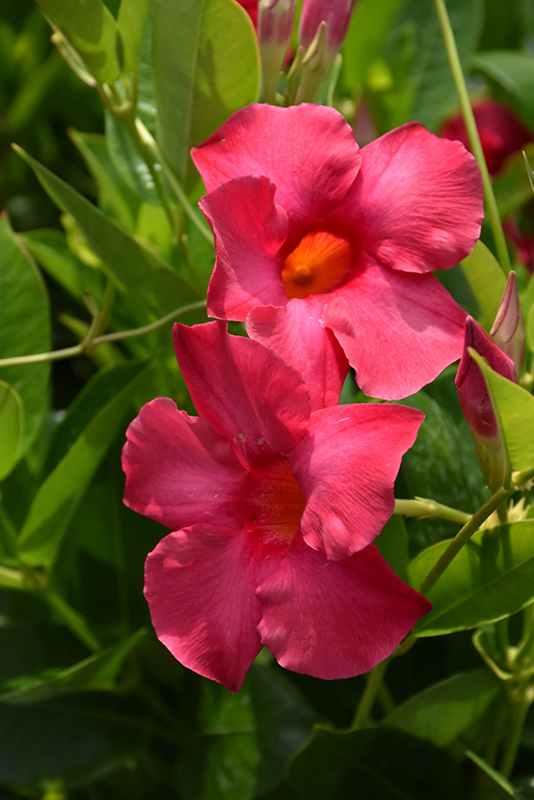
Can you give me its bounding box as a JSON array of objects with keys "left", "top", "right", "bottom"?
[
  {"left": 192, "top": 104, "right": 361, "bottom": 229},
  {"left": 202, "top": 176, "right": 289, "bottom": 320},
  {"left": 246, "top": 296, "right": 348, "bottom": 411},
  {"left": 257, "top": 535, "right": 432, "bottom": 680},
  {"left": 145, "top": 525, "right": 286, "bottom": 693},
  {"left": 290, "top": 404, "right": 424, "bottom": 560},
  {"left": 122, "top": 397, "right": 247, "bottom": 531},
  {"left": 323, "top": 257, "right": 467, "bottom": 399},
  {"left": 338, "top": 122, "right": 483, "bottom": 274},
  {"left": 173, "top": 321, "right": 311, "bottom": 466}
]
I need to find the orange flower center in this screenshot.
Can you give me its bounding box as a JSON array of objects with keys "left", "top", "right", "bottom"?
[
  {"left": 247, "top": 459, "right": 306, "bottom": 544},
  {"left": 282, "top": 230, "right": 352, "bottom": 300}
]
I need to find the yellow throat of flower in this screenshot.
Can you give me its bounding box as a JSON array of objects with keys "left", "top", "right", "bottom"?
[{"left": 282, "top": 230, "right": 352, "bottom": 300}]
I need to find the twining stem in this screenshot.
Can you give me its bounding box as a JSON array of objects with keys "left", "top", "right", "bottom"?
[
  {"left": 0, "top": 299, "right": 207, "bottom": 368},
  {"left": 351, "top": 658, "right": 390, "bottom": 729},
  {"left": 433, "top": 0, "right": 511, "bottom": 275},
  {"left": 499, "top": 697, "right": 531, "bottom": 778},
  {"left": 44, "top": 589, "right": 102, "bottom": 652},
  {"left": 394, "top": 497, "right": 471, "bottom": 525}
]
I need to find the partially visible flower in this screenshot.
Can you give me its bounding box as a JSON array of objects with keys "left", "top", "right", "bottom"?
[
  {"left": 439, "top": 99, "right": 531, "bottom": 177},
  {"left": 258, "top": 0, "right": 296, "bottom": 103},
  {"left": 236, "top": 0, "right": 258, "bottom": 28},
  {"left": 299, "top": 0, "right": 356, "bottom": 72},
  {"left": 455, "top": 316, "right": 517, "bottom": 490},
  {"left": 192, "top": 104, "right": 483, "bottom": 405},
  {"left": 122, "top": 321, "right": 430, "bottom": 692},
  {"left": 490, "top": 271, "right": 525, "bottom": 374}
]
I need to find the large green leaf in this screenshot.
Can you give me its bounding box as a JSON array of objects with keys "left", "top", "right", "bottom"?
[
  {"left": 0, "top": 629, "right": 147, "bottom": 705},
  {"left": 36, "top": 0, "right": 122, "bottom": 85},
  {"left": 382, "top": 670, "right": 499, "bottom": 747},
  {"left": 14, "top": 146, "right": 200, "bottom": 315},
  {"left": 472, "top": 352, "right": 534, "bottom": 475},
  {"left": 410, "top": 521, "right": 534, "bottom": 635},
  {"left": 472, "top": 51, "right": 534, "bottom": 130},
  {"left": 117, "top": 0, "right": 152, "bottom": 74},
  {"left": 17, "top": 361, "right": 149, "bottom": 568},
  {"left": 177, "top": 664, "right": 317, "bottom": 800},
  {"left": 152, "top": 0, "right": 260, "bottom": 183},
  {"left": 341, "top": 0, "right": 404, "bottom": 91},
  {"left": 0, "top": 214, "right": 50, "bottom": 459},
  {"left": 104, "top": 111, "right": 160, "bottom": 206},
  {"left": 461, "top": 240, "right": 507, "bottom": 325},
  {"left": 288, "top": 726, "right": 462, "bottom": 800},
  {"left": 0, "top": 381, "right": 23, "bottom": 482}
]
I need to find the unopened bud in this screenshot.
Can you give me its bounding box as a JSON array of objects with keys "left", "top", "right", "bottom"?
[
  {"left": 491, "top": 271, "right": 525, "bottom": 375},
  {"left": 258, "top": 0, "right": 296, "bottom": 103},
  {"left": 299, "top": 0, "right": 356, "bottom": 73}
]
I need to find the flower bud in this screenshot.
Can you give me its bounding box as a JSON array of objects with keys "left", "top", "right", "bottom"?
[
  {"left": 456, "top": 317, "right": 517, "bottom": 491},
  {"left": 258, "top": 0, "right": 296, "bottom": 103},
  {"left": 298, "top": 0, "right": 356, "bottom": 75},
  {"left": 490, "top": 271, "right": 525, "bottom": 374}
]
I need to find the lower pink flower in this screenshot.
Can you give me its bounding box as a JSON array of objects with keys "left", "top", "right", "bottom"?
[{"left": 122, "top": 321, "right": 431, "bottom": 692}]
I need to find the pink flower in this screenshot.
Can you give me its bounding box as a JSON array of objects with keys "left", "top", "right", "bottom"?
[
  {"left": 122, "top": 321, "right": 430, "bottom": 692},
  {"left": 191, "top": 104, "right": 483, "bottom": 405},
  {"left": 236, "top": 0, "right": 258, "bottom": 28},
  {"left": 439, "top": 99, "right": 531, "bottom": 177},
  {"left": 455, "top": 316, "right": 517, "bottom": 442}
]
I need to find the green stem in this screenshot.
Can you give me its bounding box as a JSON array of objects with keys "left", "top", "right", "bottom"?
[
  {"left": 0, "top": 299, "right": 207, "bottom": 368},
  {"left": 418, "top": 485, "right": 514, "bottom": 596},
  {"left": 394, "top": 497, "right": 471, "bottom": 525},
  {"left": 433, "top": 0, "right": 511, "bottom": 275},
  {"left": 43, "top": 590, "right": 102, "bottom": 652},
  {"left": 499, "top": 698, "right": 531, "bottom": 778},
  {"left": 351, "top": 658, "right": 390, "bottom": 729}
]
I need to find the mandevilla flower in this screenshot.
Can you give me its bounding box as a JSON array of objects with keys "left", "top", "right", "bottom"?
[
  {"left": 122, "top": 321, "right": 431, "bottom": 692},
  {"left": 455, "top": 316, "right": 517, "bottom": 491},
  {"left": 192, "top": 104, "right": 483, "bottom": 405},
  {"left": 236, "top": 0, "right": 258, "bottom": 28}
]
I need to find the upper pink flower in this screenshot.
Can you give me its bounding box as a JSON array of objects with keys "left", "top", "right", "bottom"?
[
  {"left": 122, "top": 321, "right": 430, "bottom": 692},
  {"left": 191, "top": 104, "right": 483, "bottom": 405},
  {"left": 440, "top": 99, "right": 531, "bottom": 177}
]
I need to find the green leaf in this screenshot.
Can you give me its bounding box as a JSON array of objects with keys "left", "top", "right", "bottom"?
[
  {"left": 472, "top": 51, "right": 534, "bottom": 130},
  {"left": 152, "top": 0, "right": 260, "bottom": 184},
  {"left": 461, "top": 240, "right": 507, "bottom": 325},
  {"left": 0, "top": 629, "right": 147, "bottom": 705},
  {"left": 493, "top": 144, "right": 534, "bottom": 219},
  {"left": 0, "top": 214, "right": 51, "bottom": 459},
  {"left": 465, "top": 749, "right": 522, "bottom": 798},
  {"left": 410, "top": 521, "right": 534, "bottom": 635},
  {"left": 374, "top": 515, "right": 410, "bottom": 583},
  {"left": 177, "top": 664, "right": 317, "bottom": 800},
  {"left": 105, "top": 111, "right": 160, "bottom": 205},
  {"left": 382, "top": 670, "right": 499, "bottom": 746},
  {"left": 14, "top": 146, "right": 200, "bottom": 315},
  {"left": 117, "top": 0, "right": 152, "bottom": 74},
  {"left": 0, "top": 381, "right": 23, "bottom": 482},
  {"left": 341, "top": 0, "right": 404, "bottom": 91},
  {"left": 69, "top": 128, "right": 140, "bottom": 231},
  {"left": 17, "top": 361, "right": 149, "bottom": 568},
  {"left": 288, "top": 726, "right": 463, "bottom": 800},
  {"left": 36, "top": 0, "right": 122, "bottom": 84},
  {"left": 471, "top": 352, "right": 534, "bottom": 474}
]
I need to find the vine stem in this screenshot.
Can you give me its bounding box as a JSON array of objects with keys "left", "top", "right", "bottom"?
[
  {"left": 433, "top": 0, "right": 511, "bottom": 275},
  {"left": 351, "top": 658, "right": 390, "bottom": 729},
  {"left": 499, "top": 698, "right": 531, "bottom": 778},
  {"left": 44, "top": 589, "right": 102, "bottom": 652},
  {"left": 0, "top": 299, "right": 207, "bottom": 368}
]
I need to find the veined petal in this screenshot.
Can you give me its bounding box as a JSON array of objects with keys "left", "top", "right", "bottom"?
[
  {"left": 246, "top": 296, "right": 348, "bottom": 411},
  {"left": 145, "top": 525, "right": 286, "bottom": 693},
  {"left": 173, "top": 321, "right": 311, "bottom": 467},
  {"left": 338, "top": 122, "right": 483, "bottom": 274},
  {"left": 122, "top": 398, "right": 247, "bottom": 531},
  {"left": 290, "top": 404, "right": 424, "bottom": 560},
  {"left": 192, "top": 104, "right": 361, "bottom": 228},
  {"left": 202, "top": 176, "right": 288, "bottom": 321},
  {"left": 257, "top": 536, "right": 432, "bottom": 680},
  {"left": 323, "top": 257, "right": 467, "bottom": 399}
]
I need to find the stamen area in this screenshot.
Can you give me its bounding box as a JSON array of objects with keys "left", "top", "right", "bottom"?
[
  {"left": 245, "top": 458, "right": 306, "bottom": 544},
  {"left": 282, "top": 230, "right": 352, "bottom": 300}
]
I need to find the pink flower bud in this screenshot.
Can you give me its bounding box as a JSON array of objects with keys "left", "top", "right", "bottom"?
[
  {"left": 456, "top": 316, "right": 517, "bottom": 442},
  {"left": 258, "top": 0, "right": 296, "bottom": 102},
  {"left": 298, "top": 0, "right": 356, "bottom": 59},
  {"left": 491, "top": 271, "right": 525, "bottom": 374}
]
